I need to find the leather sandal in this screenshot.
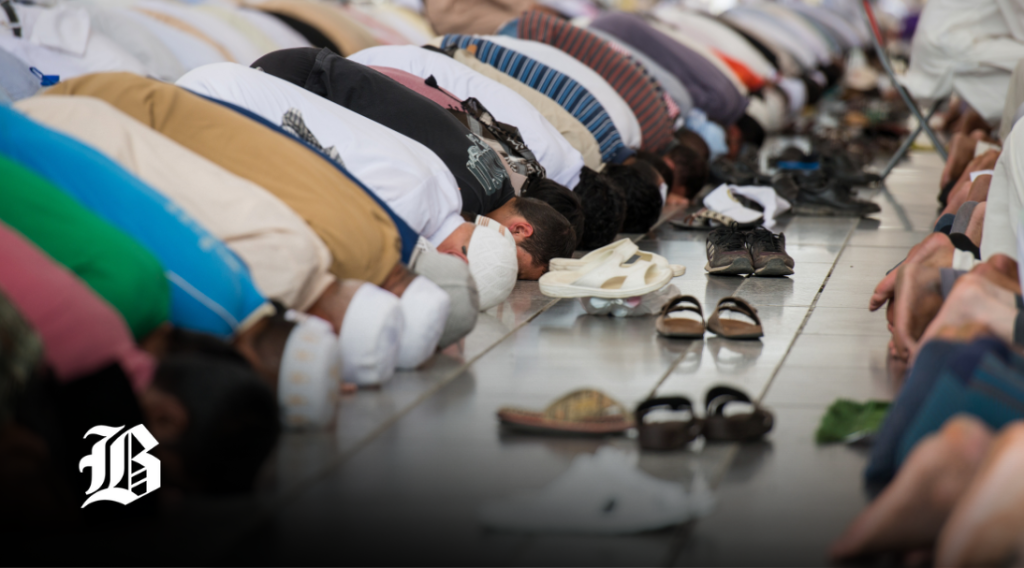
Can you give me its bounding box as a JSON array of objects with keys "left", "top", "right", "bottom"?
[
  {"left": 635, "top": 396, "right": 704, "bottom": 451},
  {"left": 707, "top": 297, "right": 763, "bottom": 339},
  {"left": 703, "top": 386, "right": 774, "bottom": 442},
  {"left": 497, "top": 389, "right": 634, "bottom": 435},
  {"left": 655, "top": 295, "right": 706, "bottom": 339}
]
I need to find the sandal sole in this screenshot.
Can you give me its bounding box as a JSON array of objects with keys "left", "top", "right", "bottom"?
[
  {"left": 753, "top": 258, "right": 794, "bottom": 277},
  {"left": 705, "top": 257, "right": 754, "bottom": 276}
]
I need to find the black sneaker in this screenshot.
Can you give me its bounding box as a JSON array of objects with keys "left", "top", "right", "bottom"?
[
  {"left": 745, "top": 227, "right": 795, "bottom": 276},
  {"left": 706, "top": 225, "right": 754, "bottom": 275}
]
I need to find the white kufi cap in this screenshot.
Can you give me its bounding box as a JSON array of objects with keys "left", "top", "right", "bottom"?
[
  {"left": 339, "top": 283, "right": 404, "bottom": 386},
  {"left": 396, "top": 276, "right": 451, "bottom": 369},
  {"left": 279, "top": 313, "right": 342, "bottom": 429},
  {"left": 468, "top": 216, "right": 518, "bottom": 311}
]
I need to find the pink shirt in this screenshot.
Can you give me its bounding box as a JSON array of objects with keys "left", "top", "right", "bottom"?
[
  {"left": 0, "top": 222, "right": 155, "bottom": 393},
  {"left": 372, "top": 65, "right": 462, "bottom": 111}
]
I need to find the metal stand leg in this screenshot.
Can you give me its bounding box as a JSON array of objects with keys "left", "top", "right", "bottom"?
[
  {"left": 878, "top": 99, "right": 944, "bottom": 180},
  {"left": 860, "top": 0, "right": 948, "bottom": 163}
]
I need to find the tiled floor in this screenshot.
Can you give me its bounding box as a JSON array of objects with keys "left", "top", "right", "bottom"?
[{"left": 37, "top": 151, "right": 941, "bottom": 565}]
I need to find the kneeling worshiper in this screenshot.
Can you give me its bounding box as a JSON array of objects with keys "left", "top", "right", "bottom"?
[
  {"left": 346, "top": 44, "right": 587, "bottom": 186},
  {"left": 14, "top": 95, "right": 441, "bottom": 378},
  {"left": 43, "top": 73, "right": 474, "bottom": 378},
  {"left": 347, "top": 44, "right": 635, "bottom": 249},
  {"left": 0, "top": 113, "right": 342, "bottom": 427},
  {"left": 0, "top": 222, "right": 279, "bottom": 500},
  {"left": 176, "top": 63, "right": 549, "bottom": 287},
  {"left": 245, "top": 49, "right": 579, "bottom": 276}
]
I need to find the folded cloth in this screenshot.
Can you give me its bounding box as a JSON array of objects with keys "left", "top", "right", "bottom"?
[
  {"left": 703, "top": 184, "right": 763, "bottom": 226},
  {"left": 865, "top": 338, "right": 1009, "bottom": 488},
  {"left": 729, "top": 185, "right": 791, "bottom": 231},
  {"left": 479, "top": 446, "right": 714, "bottom": 534},
  {"left": 816, "top": 399, "right": 891, "bottom": 444}
]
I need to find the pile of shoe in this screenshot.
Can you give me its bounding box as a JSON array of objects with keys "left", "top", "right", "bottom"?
[
  {"left": 705, "top": 225, "right": 794, "bottom": 277},
  {"left": 769, "top": 146, "right": 881, "bottom": 218}
]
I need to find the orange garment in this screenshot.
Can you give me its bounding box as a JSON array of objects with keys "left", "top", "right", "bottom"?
[{"left": 713, "top": 49, "right": 766, "bottom": 93}]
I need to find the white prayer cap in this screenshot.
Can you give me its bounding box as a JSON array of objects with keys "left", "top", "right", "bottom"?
[
  {"left": 411, "top": 244, "right": 480, "bottom": 348},
  {"left": 396, "top": 276, "right": 451, "bottom": 369},
  {"left": 468, "top": 216, "right": 518, "bottom": 311},
  {"left": 278, "top": 313, "right": 342, "bottom": 429},
  {"left": 339, "top": 283, "right": 404, "bottom": 386}
]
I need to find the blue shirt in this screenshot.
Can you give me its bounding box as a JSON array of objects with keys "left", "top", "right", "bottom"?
[{"left": 0, "top": 105, "right": 270, "bottom": 338}]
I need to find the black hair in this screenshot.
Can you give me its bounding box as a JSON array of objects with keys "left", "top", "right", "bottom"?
[
  {"left": 521, "top": 178, "right": 585, "bottom": 248},
  {"left": 153, "top": 354, "right": 280, "bottom": 495},
  {"left": 250, "top": 305, "right": 296, "bottom": 383},
  {"left": 666, "top": 145, "right": 709, "bottom": 198},
  {"left": 512, "top": 196, "right": 576, "bottom": 270},
  {"left": 604, "top": 163, "right": 662, "bottom": 234},
  {"left": 573, "top": 166, "right": 627, "bottom": 250},
  {"left": 163, "top": 328, "right": 250, "bottom": 367},
  {"left": 674, "top": 128, "right": 710, "bottom": 164},
  {"left": 736, "top": 114, "right": 766, "bottom": 148},
  {"left": 632, "top": 150, "right": 673, "bottom": 189}
]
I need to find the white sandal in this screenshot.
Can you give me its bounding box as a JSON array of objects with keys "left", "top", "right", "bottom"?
[
  {"left": 550, "top": 240, "right": 685, "bottom": 278},
  {"left": 548, "top": 238, "right": 637, "bottom": 272},
  {"left": 539, "top": 254, "right": 675, "bottom": 298}
]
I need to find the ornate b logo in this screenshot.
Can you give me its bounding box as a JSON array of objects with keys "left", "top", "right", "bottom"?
[{"left": 79, "top": 425, "right": 161, "bottom": 508}]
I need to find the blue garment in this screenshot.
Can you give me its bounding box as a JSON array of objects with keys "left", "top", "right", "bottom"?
[
  {"left": 684, "top": 108, "right": 728, "bottom": 160},
  {"left": 0, "top": 105, "right": 269, "bottom": 338},
  {"left": 865, "top": 338, "right": 1009, "bottom": 489},
  {"left": 896, "top": 351, "right": 1024, "bottom": 466},
  {"left": 195, "top": 93, "right": 418, "bottom": 263},
  {"left": 440, "top": 34, "right": 634, "bottom": 164},
  {"left": 0, "top": 48, "right": 40, "bottom": 102}
]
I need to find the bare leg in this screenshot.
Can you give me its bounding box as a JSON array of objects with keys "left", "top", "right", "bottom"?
[
  {"left": 941, "top": 131, "right": 978, "bottom": 191},
  {"left": 966, "top": 174, "right": 992, "bottom": 203},
  {"left": 891, "top": 264, "right": 944, "bottom": 360},
  {"left": 870, "top": 233, "right": 956, "bottom": 312},
  {"left": 830, "top": 416, "right": 994, "bottom": 561},
  {"left": 964, "top": 202, "right": 986, "bottom": 247},
  {"left": 936, "top": 422, "right": 1024, "bottom": 567}
]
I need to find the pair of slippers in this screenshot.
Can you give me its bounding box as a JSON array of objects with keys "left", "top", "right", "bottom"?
[
  {"left": 539, "top": 239, "right": 685, "bottom": 299},
  {"left": 496, "top": 388, "right": 773, "bottom": 448},
  {"left": 670, "top": 208, "right": 760, "bottom": 231},
  {"left": 655, "top": 295, "right": 763, "bottom": 340}
]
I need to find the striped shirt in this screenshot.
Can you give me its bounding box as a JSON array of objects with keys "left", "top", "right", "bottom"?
[
  {"left": 515, "top": 10, "right": 674, "bottom": 154},
  {"left": 440, "top": 34, "right": 634, "bottom": 164}
]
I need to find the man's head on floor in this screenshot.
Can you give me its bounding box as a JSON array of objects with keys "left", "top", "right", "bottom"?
[
  {"left": 437, "top": 217, "right": 519, "bottom": 310},
  {"left": 481, "top": 197, "right": 576, "bottom": 280},
  {"left": 606, "top": 161, "right": 664, "bottom": 234},
  {"left": 522, "top": 178, "right": 585, "bottom": 250},
  {"left": 573, "top": 166, "right": 627, "bottom": 250}
]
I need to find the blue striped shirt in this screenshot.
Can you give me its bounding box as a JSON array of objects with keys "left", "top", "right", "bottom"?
[{"left": 441, "top": 34, "right": 634, "bottom": 164}]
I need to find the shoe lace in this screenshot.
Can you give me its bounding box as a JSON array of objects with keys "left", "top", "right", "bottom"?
[
  {"left": 710, "top": 226, "right": 747, "bottom": 251},
  {"left": 747, "top": 227, "right": 781, "bottom": 252}
]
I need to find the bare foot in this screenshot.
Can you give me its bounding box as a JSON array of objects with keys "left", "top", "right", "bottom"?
[
  {"left": 984, "top": 254, "right": 1020, "bottom": 286},
  {"left": 912, "top": 273, "right": 1019, "bottom": 363},
  {"left": 830, "top": 416, "right": 994, "bottom": 561},
  {"left": 870, "top": 233, "right": 955, "bottom": 312},
  {"left": 940, "top": 132, "right": 978, "bottom": 190},
  {"left": 936, "top": 422, "right": 1024, "bottom": 567},
  {"left": 891, "top": 263, "right": 944, "bottom": 358}
]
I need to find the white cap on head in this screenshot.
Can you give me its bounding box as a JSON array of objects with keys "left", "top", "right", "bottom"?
[
  {"left": 278, "top": 312, "right": 342, "bottom": 429},
  {"left": 339, "top": 283, "right": 404, "bottom": 386},
  {"left": 396, "top": 276, "right": 451, "bottom": 369},
  {"left": 467, "top": 216, "right": 518, "bottom": 311},
  {"left": 410, "top": 246, "right": 480, "bottom": 348}
]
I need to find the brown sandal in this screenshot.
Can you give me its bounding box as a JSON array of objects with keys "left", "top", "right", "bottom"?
[
  {"left": 497, "top": 389, "right": 634, "bottom": 435},
  {"left": 635, "top": 396, "right": 704, "bottom": 450},
  {"left": 655, "top": 295, "right": 706, "bottom": 338},
  {"left": 707, "top": 297, "right": 763, "bottom": 339},
  {"left": 703, "top": 386, "right": 774, "bottom": 442}
]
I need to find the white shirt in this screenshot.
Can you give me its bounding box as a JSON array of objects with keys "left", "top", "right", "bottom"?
[
  {"left": 348, "top": 45, "right": 585, "bottom": 189},
  {"left": 81, "top": 3, "right": 185, "bottom": 81},
  {"left": 236, "top": 8, "right": 312, "bottom": 51},
  {"left": 486, "top": 35, "right": 643, "bottom": 151},
  {"left": 177, "top": 62, "right": 466, "bottom": 245},
  {"left": 133, "top": 0, "right": 263, "bottom": 65},
  {"left": 118, "top": 8, "right": 227, "bottom": 72},
  {"left": 723, "top": 8, "right": 819, "bottom": 71}
]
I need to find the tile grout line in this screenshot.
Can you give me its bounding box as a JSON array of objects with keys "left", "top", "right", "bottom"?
[{"left": 217, "top": 298, "right": 562, "bottom": 561}]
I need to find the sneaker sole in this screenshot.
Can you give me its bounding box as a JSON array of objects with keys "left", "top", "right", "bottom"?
[
  {"left": 705, "top": 257, "right": 754, "bottom": 275},
  {"left": 754, "top": 258, "right": 794, "bottom": 277}
]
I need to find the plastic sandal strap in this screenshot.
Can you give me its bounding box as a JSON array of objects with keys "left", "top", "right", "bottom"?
[{"left": 716, "top": 297, "right": 761, "bottom": 326}]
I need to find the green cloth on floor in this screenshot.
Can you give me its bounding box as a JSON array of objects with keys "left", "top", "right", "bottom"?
[{"left": 816, "top": 399, "right": 891, "bottom": 444}]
